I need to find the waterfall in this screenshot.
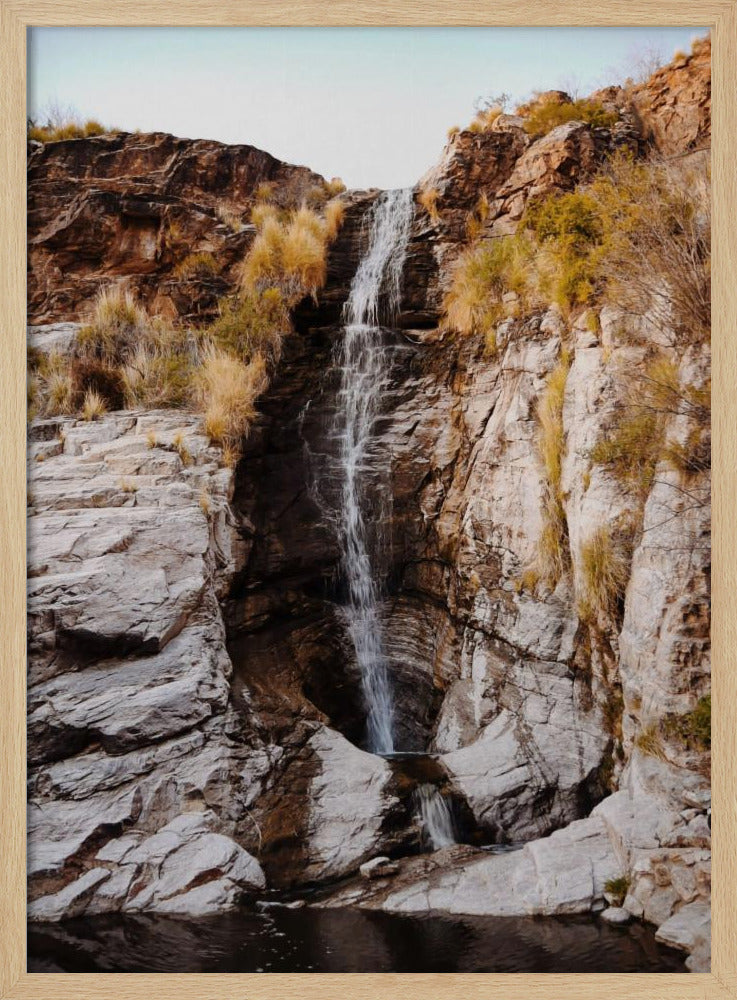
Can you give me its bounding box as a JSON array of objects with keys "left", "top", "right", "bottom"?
[
  {"left": 415, "top": 783, "right": 457, "bottom": 851},
  {"left": 334, "top": 188, "right": 414, "bottom": 755}
]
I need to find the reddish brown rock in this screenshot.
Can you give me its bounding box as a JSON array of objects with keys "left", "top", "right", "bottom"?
[
  {"left": 27, "top": 131, "right": 325, "bottom": 324},
  {"left": 630, "top": 36, "right": 711, "bottom": 156}
]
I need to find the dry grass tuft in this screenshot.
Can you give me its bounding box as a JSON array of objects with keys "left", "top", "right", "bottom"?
[
  {"left": 532, "top": 356, "right": 571, "bottom": 589},
  {"left": 28, "top": 116, "right": 120, "bottom": 143},
  {"left": 197, "top": 346, "right": 269, "bottom": 448},
  {"left": 174, "top": 251, "right": 219, "bottom": 280},
  {"left": 215, "top": 204, "right": 244, "bottom": 233},
  {"left": 76, "top": 286, "right": 148, "bottom": 364},
  {"left": 324, "top": 198, "right": 346, "bottom": 241},
  {"left": 635, "top": 724, "right": 668, "bottom": 761},
  {"left": 418, "top": 187, "right": 441, "bottom": 223},
  {"left": 240, "top": 203, "right": 335, "bottom": 303},
  {"left": 324, "top": 177, "right": 346, "bottom": 197},
  {"left": 80, "top": 389, "right": 107, "bottom": 422},
  {"left": 577, "top": 525, "right": 631, "bottom": 622}
]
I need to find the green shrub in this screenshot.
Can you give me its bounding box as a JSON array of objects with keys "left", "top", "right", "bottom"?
[
  {"left": 523, "top": 191, "right": 605, "bottom": 310},
  {"left": 121, "top": 346, "right": 192, "bottom": 408},
  {"left": 663, "top": 694, "right": 711, "bottom": 751},
  {"left": 604, "top": 875, "right": 630, "bottom": 907},
  {"left": 590, "top": 409, "right": 662, "bottom": 500},
  {"left": 205, "top": 287, "right": 290, "bottom": 362},
  {"left": 522, "top": 97, "right": 618, "bottom": 137}
]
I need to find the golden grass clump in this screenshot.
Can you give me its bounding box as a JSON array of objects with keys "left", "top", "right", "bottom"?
[
  {"left": 120, "top": 343, "right": 192, "bottom": 409},
  {"left": 28, "top": 117, "right": 119, "bottom": 143},
  {"left": 215, "top": 204, "right": 244, "bottom": 232},
  {"left": 76, "top": 286, "right": 148, "bottom": 363},
  {"left": 635, "top": 724, "right": 668, "bottom": 761},
  {"left": 31, "top": 350, "right": 76, "bottom": 417},
  {"left": 80, "top": 389, "right": 107, "bottom": 422},
  {"left": 418, "top": 187, "right": 441, "bottom": 223},
  {"left": 324, "top": 177, "right": 347, "bottom": 197},
  {"left": 250, "top": 202, "right": 281, "bottom": 230},
  {"left": 468, "top": 105, "right": 504, "bottom": 132},
  {"left": 447, "top": 125, "right": 460, "bottom": 139},
  {"left": 534, "top": 357, "right": 571, "bottom": 589},
  {"left": 324, "top": 198, "right": 346, "bottom": 241},
  {"left": 173, "top": 251, "right": 219, "bottom": 280},
  {"left": 197, "top": 347, "right": 269, "bottom": 448},
  {"left": 577, "top": 524, "right": 631, "bottom": 622},
  {"left": 254, "top": 182, "right": 274, "bottom": 202},
  {"left": 240, "top": 203, "right": 335, "bottom": 303},
  {"left": 281, "top": 214, "right": 328, "bottom": 299},
  {"left": 441, "top": 236, "right": 534, "bottom": 344}
]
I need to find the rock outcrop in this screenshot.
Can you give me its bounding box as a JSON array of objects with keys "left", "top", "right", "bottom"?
[{"left": 28, "top": 132, "right": 325, "bottom": 324}]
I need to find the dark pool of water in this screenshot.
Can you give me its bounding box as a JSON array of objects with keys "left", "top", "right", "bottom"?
[{"left": 28, "top": 906, "right": 686, "bottom": 973}]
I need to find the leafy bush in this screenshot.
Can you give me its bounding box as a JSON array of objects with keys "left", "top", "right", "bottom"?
[
  {"left": 591, "top": 356, "right": 709, "bottom": 499},
  {"left": 516, "top": 153, "right": 710, "bottom": 333},
  {"left": 523, "top": 190, "right": 605, "bottom": 310},
  {"left": 120, "top": 345, "right": 192, "bottom": 408},
  {"left": 522, "top": 97, "right": 618, "bottom": 137},
  {"left": 205, "top": 287, "right": 290, "bottom": 362}
]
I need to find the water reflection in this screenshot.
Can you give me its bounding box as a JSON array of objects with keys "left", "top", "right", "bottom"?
[{"left": 28, "top": 906, "right": 686, "bottom": 973}]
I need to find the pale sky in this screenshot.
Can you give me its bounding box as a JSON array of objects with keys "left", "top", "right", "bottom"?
[{"left": 28, "top": 27, "right": 706, "bottom": 190}]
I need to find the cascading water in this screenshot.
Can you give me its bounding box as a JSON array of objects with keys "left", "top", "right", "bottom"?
[
  {"left": 415, "top": 783, "right": 457, "bottom": 850},
  {"left": 333, "top": 188, "right": 415, "bottom": 755}
]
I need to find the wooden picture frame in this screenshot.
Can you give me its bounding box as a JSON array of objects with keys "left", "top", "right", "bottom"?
[{"left": 1, "top": 3, "right": 734, "bottom": 996}]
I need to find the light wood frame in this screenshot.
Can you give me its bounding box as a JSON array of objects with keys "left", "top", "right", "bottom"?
[{"left": 1, "top": 3, "right": 733, "bottom": 997}]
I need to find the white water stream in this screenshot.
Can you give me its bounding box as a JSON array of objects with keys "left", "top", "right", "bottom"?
[
  {"left": 415, "top": 783, "right": 457, "bottom": 850},
  {"left": 333, "top": 188, "right": 414, "bottom": 754}
]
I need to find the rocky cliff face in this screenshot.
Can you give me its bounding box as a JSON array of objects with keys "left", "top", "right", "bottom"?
[
  {"left": 28, "top": 132, "right": 325, "bottom": 324},
  {"left": 26, "top": 39, "right": 710, "bottom": 971}
]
